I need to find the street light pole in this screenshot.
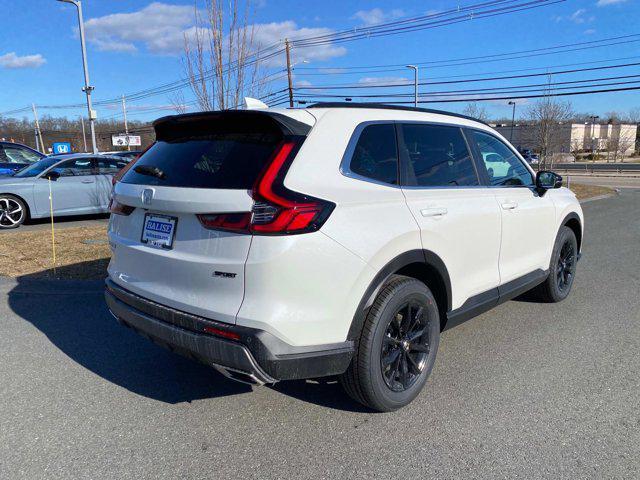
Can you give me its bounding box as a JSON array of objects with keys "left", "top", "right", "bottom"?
[
  {"left": 406, "top": 65, "right": 418, "bottom": 107},
  {"left": 58, "top": 0, "right": 98, "bottom": 153},
  {"left": 121, "top": 95, "right": 130, "bottom": 151},
  {"left": 508, "top": 101, "right": 516, "bottom": 143}
]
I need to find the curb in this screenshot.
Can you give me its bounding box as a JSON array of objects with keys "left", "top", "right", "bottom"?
[{"left": 579, "top": 190, "right": 620, "bottom": 204}]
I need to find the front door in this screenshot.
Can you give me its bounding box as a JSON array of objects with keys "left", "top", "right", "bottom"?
[
  {"left": 399, "top": 123, "right": 502, "bottom": 311},
  {"left": 465, "top": 129, "right": 556, "bottom": 284},
  {"left": 33, "top": 158, "right": 98, "bottom": 216}
]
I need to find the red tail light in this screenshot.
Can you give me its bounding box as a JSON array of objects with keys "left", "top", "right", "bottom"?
[
  {"left": 109, "top": 199, "right": 135, "bottom": 216},
  {"left": 198, "top": 139, "right": 334, "bottom": 235}
]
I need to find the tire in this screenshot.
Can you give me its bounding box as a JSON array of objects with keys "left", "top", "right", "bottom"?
[
  {"left": 340, "top": 275, "right": 440, "bottom": 412},
  {"left": 0, "top": 194, "right": 27, "bottom": 229},
  {"left": 531, "top": 226, "right": 578, "bottom": 303}
]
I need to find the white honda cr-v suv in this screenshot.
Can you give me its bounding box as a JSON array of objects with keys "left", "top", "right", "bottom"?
[{"left": 105, "top": 103, "right": 583, "bottom": 411}]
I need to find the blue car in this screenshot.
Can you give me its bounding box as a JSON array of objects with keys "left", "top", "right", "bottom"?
[
  {"left": 0, "top": 141, "right": 45, "bottom": 176},
  {"left": 0, "top": 153, "right": 129, "bottom": 229}
]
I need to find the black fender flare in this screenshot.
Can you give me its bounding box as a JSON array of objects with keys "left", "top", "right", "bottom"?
[
  {"left": 560, "top": 211, "right": 582, "bottom": 251},
  {"left": 346, "top": 249, "right": 451, "bottom": 341}
]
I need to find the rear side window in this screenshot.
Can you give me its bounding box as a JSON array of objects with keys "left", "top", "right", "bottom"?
[
  {"left": 121, "top": 132, "right": 282, "bottom": 189},
  {"left": 400, "top": 124, "right": 478, "bottom": 187},
  {"left": 97, "top": 157, "right": 128, "bottom": 174},
  {"left": 348, "top": 124, "right": 398, "bottom": 185}
]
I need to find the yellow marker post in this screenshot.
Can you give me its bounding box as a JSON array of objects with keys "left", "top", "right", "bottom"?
[{"left": 48, "top": 177, "right": 56, "bottom": 276}]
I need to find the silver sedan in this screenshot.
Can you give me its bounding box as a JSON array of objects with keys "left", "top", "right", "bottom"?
[{"left": 0, "top": 154, "right": 128, "bottom": 229}]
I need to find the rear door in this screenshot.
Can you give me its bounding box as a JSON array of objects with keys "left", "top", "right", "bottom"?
[
  {"left": 95, "top": 156, "right": 128, "bottom": 210},
  {"left": 465, "top": 129, "right": 556, "bottom": 284},
  {"left": 108, "top": 113, "right": 301, "bottom": 323},
  {"left": 399, "top": 123, "right": 502, "bottom": 311}
]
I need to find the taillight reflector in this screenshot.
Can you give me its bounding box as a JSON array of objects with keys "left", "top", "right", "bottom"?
[{"left": 203, "top": 326, "right": 241, "bottom": 341}]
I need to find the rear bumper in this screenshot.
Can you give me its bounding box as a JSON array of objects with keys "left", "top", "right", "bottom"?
[{"left": 105, "top": 279, "right": 354, "bottom": 384}]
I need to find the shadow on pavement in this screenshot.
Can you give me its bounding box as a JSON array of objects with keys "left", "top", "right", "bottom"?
[
  {"left": 6, "top": 260, "right": 366, "bottom": 411},
  {"left": 7, "top": 261, "right": 251, "bottom": 404},
  {"left": 23, "top": 213, "right": 109, "bottom": 227}
]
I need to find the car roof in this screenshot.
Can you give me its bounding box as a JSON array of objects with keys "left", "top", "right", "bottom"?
[
  {"left": 0, "top": 141, "right": 45, "bottom": 153},
  {"left": 306, "top": 102, "right": 490, "bottom": 126}
]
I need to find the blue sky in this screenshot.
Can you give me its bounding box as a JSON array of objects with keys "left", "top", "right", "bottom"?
[{"left": 1, "top": 0, "right": 638, "bottom": 123}]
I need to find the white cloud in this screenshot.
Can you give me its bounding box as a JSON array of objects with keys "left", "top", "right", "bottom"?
[
  {"left": 596, "top": 0, "right": 628, "bottom": 6},
  {"left": 82, "top": 3, "right": 346, "bottom": 64},
  {"left": 295, "top": 79, "right": 313, "bottom": 87},
  {"left": 552, "top": 8, "right": 594, "bottom": 24},
  {"left": 252, "top": 21, "right": 346, "bottom": 65},
  {"left": 0, "top": 52, "right": 46, "bottom": 69},
  {"left": 358, "top": 76, "right": 409, "bottom": 86},
  {"left": 352, "top": 8, "right": 405, "bottom": 27},
  {"left": 84, "top": 2, "right": 194, "bottom": 54},
  {"left": 584, "top": 29, "right": 596, "bottom": 34}
]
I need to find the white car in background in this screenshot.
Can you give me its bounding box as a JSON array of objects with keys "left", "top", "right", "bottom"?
[{"left": 0, "top": 154, "right": 128, "bottom": 229}]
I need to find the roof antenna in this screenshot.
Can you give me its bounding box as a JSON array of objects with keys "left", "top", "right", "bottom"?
[{"left": 244, "top": 97, "right": 269, "bottom": 110}]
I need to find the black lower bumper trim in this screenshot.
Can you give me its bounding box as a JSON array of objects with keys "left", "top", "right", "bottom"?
[{"left": 105, "top": 279, "right": 354, "bottom": 382}]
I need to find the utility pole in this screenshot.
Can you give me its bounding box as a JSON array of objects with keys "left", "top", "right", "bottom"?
[
  {"left": 590, "top": 115, "right": 600, "bottom": 160},
  {"left": 406, "top": 65, "right": 418, "bottom": 107},
  {"left": 508, "top": 101, "right": 516, "bottom": 142},
  {"left": 285, "top": 39, "right": 294, "bottom": 108},
  {"left": 80, "top": 116, "right": 87, "bottom": 152},
  {"left": 121, "top": 94, "right": 130, "bottom": 151},
  {"left": 58, "top": 0, "right": 98, "bottom": 153},
  {"left": 32, "top": 103, "right": 44, "bottom": 153}
]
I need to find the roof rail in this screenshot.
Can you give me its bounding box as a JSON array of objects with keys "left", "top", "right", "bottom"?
[{"left": 307, "top": 102, "right": 489, "bottom": 126}]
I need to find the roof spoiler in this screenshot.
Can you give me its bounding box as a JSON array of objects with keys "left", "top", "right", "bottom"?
[{"left": 153, "top": 110, "right": 312, "bottom": 140}]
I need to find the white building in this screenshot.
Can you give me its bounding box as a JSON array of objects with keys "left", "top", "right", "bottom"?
[{"left": 494, "top": 123, "right": 638, "bottom": 159}]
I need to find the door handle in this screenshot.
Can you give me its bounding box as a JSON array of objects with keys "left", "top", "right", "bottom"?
[
  {"left": 501, "top": 202, "right": 518, "bottom": 210},
  {"left": 420, "top": 207, "right": 448, "bottom": 217}
]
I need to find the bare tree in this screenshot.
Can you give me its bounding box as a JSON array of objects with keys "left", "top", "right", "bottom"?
[
  {"left": 169, "top": 90, "right": 189, "bottom": 114},
  {"left": 462, "top": 102, "right": 489, "bottom": 122},
  {"left": 526, "top": 83, "right": 573, "bottom": 168},
  {"left": 183, "top": 0, "right": 267, "bottom": 111},
  {"left": 605, "top": 127, "right": 636, "bottom": 162},
  {"left": 627, "top": 107, "right": 640, "bottom": 124}
]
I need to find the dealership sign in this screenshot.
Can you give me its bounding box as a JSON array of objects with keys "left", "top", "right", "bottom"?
[{"left": 112, "top": 134, "right": 141, "bottom": 147}]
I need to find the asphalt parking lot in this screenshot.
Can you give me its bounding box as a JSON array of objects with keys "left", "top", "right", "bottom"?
[{"left": 1, "top": 189, "right": 639, "bottom": 479}]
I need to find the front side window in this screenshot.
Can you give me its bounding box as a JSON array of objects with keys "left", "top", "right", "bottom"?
[
  {"left": 51, "top": 159, "right": 95, "bottom": 177},
  {"left": 400, "top": 124, "right": 478, "bottom": 187},
  {"left": 348, "top": 124, "right": 398, "bottom": 185},
  {"left": 467, "top": 130, "right": 533, "bottom": 187},
  {"left": 2, "top": 146, "right": 41, "bottom": 164}
]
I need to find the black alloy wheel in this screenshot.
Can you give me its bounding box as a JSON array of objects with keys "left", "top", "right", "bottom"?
[{"left": 381, "top": 302, "right": 431, "bottom": 392}]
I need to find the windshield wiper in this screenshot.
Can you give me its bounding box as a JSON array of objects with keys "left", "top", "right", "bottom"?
[{"left": 134, "top": 165, "right": 165, "bottom": 179}]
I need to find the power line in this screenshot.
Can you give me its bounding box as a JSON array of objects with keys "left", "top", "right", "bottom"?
[
  {"left": 299, "top": 85, "right": 640, "bottom": 105},
  {"left": 293, "top": 61, "right": 640, "bottom": 90},
  {"left": 294, "top": 33, "right": 640, "bottom": 72}
]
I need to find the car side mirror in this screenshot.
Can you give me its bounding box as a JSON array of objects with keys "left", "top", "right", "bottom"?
[
  {"left": 536, "top": 170, "right": 562, "bottom": 196},
  {"left": 45, "top": 170, "right": 60, "bottom": 181}
]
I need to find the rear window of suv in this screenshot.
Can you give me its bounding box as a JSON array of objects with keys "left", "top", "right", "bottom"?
[{"left": 121, "top": 132, "right": 282, "bottom": 189}]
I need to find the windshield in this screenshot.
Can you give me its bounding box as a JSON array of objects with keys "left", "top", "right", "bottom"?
[{"left": 13, "top": 157, "right": 61, "bottom": 178}]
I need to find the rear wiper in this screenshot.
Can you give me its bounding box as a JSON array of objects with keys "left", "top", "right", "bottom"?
[{"left": 134, "top": 165, "right": 165, "bottom": 179}]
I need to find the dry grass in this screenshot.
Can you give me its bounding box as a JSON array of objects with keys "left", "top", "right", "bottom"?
[
  {"left": 0, "top": 226, "right": 110, "bottom": 280},
  {"left": 568, "top": 183, "right": 615, "bottom": 201}
]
